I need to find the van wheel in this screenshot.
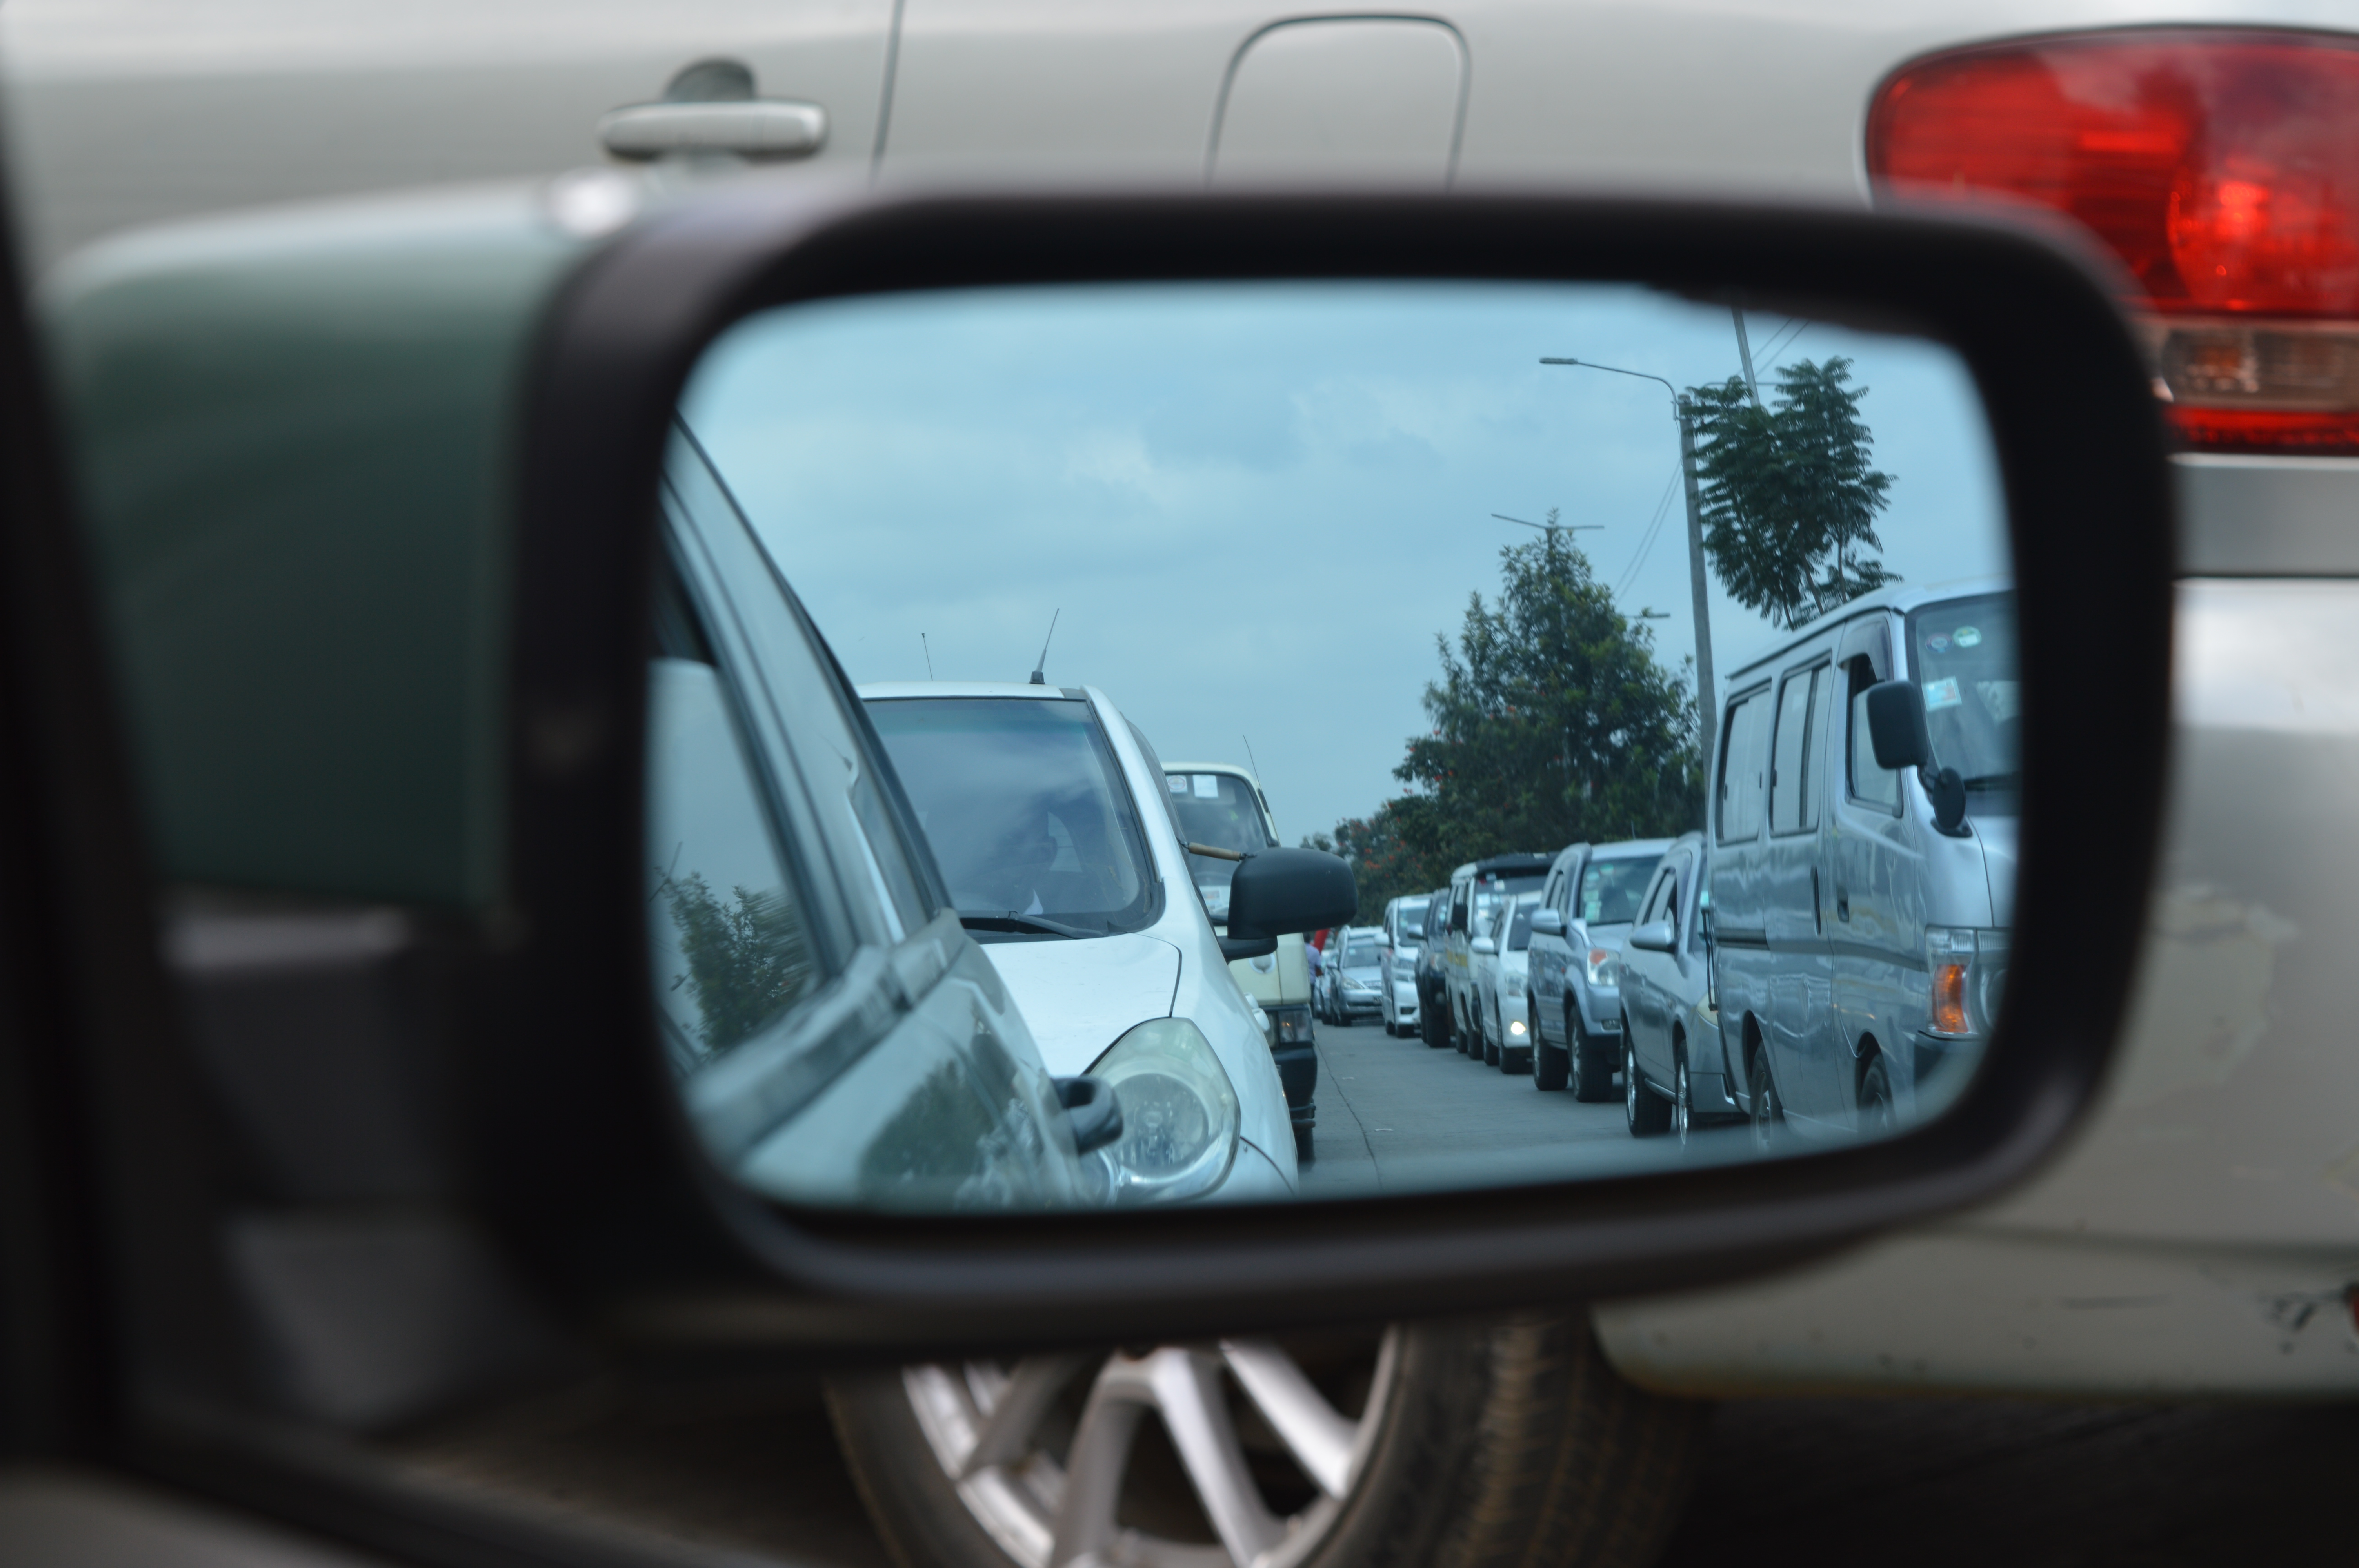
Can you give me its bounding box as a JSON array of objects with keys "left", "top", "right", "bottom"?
[
  {"left": 1859, "top": 1053, "right": 1896, "bottom": 1137},
  {"left": 1569, "top": 1017, "right": 1615, "bottom": 1103},
  {"left": 1482, "top": 1007, "right": 1501, "bottom": 1068},
  {"left": 1456, "top": 1001, "right": 1475, "bottom": 1056},
  {"left": 826, "top": 1316, "right": 1706, "bottom": 1568},
  {"left": 1749, "top": 1050, "right": 1785, "bottom": 1151},
  {"left": 1624, "top": 1033, "right": 1670, "bottom": 1137}
]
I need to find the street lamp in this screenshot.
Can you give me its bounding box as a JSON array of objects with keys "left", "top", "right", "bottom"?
[
  {"left": 1539, "top": 356, "right": 1718, "bottom": 760},
  {"left": 1491, "top": 509, "right": 1604, "bottom": 540}
]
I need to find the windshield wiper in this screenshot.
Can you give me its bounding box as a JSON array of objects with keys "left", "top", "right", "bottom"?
[{"left": 960, "top": 912, "right": 1094, "bottom": 939}]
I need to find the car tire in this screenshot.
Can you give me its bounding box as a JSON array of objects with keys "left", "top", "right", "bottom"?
[
  {"left": 1749, "top": 1048, "right": 1785, "bottom": 1151},
  {"left": 1534, "top": 1019, "right": 1569, "bottom": 1091},
  {"left": 1672, "top": 1048, "right": 1693, "bottom": 1150},
  {"left": 1482, "top": 1003, "right": 1501, "bottom": 1067},
  {"left": 1455, "top": 998, "right": 1474, "bottom": 1056},
  {"left": 1569, "top": 1015, "right": 1616, "bottom": 1103},
  {"left": 1624, "top": 1028, "right": 1671, "bottom": 1137},
  {"left": 1859, "top": 1051, "right": 1896, "bottom": 1137},
  {"left": 1296, "top": 1123, "right": 1316, "bottom": 1162},
  {"left": 826, "top": 1315, "right": 1706, "bottom": 1568},
  {"left": 1421, "top": 995, "right": 1450, "bottom": 1049}
]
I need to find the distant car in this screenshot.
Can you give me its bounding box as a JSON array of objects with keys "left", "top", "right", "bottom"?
[
  {"left": 1617, "top": 833, "right": 1727, "bottom": 1145},
  {"left": 1468, "top": 890, "right": 1542, "bottom": 1072},
  {"left": 1162, "top": 760, "right": 1317, "bottom": 1153},
  {"left": 1378, "top": 892, "right": 1428, "bottom": 1036},
  {"left": 1529, "top": 839, "right": 1671, "bottom": 1101},
  {"left": 857, "top": 679, "right": 1301, "bottom": 1197},
  {"left": 1316, "top": 924, "right": 1386, "bottom": 1026},
  {"left": 1439, "top": 854, "right": 1554, "bottom": 1059}
]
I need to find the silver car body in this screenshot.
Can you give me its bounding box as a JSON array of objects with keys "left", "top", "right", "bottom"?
[
  {"left": 1617, "top": 835, "right": 1719, "bottom": 1122},
  {"left": 858, "top": 682, "right": 1298, "bottom": 1203},
  {"left": 1469, "top": 891, "right": 1540, "bottom": 1066},
  {"left": 1378, "top": 893, "right": 1428, "bottom": 1033},
  {"left": 1321, "top": 924, "right": 1387, "bottom": 1022},
  {"left": 1707, "top": 578, "right": 2016, "bottom": 1138},
  {"left": 1530, "top": 838, "right": 1672, "bottom": 1066},
  {"left": 11, "top": 0, "right": 2358, "bottom": 1396}
]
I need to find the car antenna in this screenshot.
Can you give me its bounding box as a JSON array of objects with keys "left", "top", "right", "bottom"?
[
  {"left": 1028, "top": 609, "right": 1060, "bottom": 686},
  {"left": 922, "top": 632, "right": 935, "bottom": 680},
  {"left": 1241, "top": 733, "right": 1263, "bottom": 780}
]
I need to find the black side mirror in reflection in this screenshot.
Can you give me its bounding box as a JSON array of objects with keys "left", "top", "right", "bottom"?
[
  {"left": 1227, "top": 846, "right": 1357, "bottom": 941},
  {"left": 1866, "top": 679, "right": 1932, "bottom": 770},
  {"left": 1627, "top": 920, "right": 1676, "bottom": 954},
  {"left": 1055, "top": 1075, "right": 1124, "bottom": 1156}
]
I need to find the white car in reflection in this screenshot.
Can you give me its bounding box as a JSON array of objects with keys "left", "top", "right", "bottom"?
[
  {"left": 1467, "top": 892, "right": 1540, "bottom": 1072},
  {"left": 858, "top": 680, "right": 1298, "bottom": 1205}
]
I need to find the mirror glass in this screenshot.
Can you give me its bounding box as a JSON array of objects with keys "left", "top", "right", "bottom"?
[{"left": 647, "top": 279, "right": 2014, "bottom": 1212}]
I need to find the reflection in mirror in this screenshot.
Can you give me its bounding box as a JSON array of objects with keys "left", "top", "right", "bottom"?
[{"left": 648, "top": 281, "right": 2014, "bottom": 1212}]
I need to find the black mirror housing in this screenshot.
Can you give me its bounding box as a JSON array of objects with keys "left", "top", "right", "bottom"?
[
  {"left": 1866, "top": 679, "right": 1933, "bottom": 771},
  {"left": 1227, "top": 846, "right": 1357, "bottom": 941}
]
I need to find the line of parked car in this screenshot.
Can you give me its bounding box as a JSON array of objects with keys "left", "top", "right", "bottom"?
[{"left": 1321, "top": 578, "right": 2019, "bottom": 1152}]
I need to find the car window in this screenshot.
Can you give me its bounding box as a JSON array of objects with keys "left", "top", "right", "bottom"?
[
  {"left": 1578, "top": 855, "right": 1659, "bottom": 926},
  {"left": 1769, "top": 666, "right": 1825, "bottom": 836},
  {"left": 1505, "top": 902, "right": 1535, "bottom": 952},
  {"left": 663, "top": 428, "right": 934, "bottom": 946},
  {"left": 645, "top": 652, "right": 826, "bottom": 1075},
  {"left": 867, "top": 697, "right": 1158, "bottom": 933},
  {"left": 1717, "top": 687, "right": 1770, "bottom": 842},
  {"left": 1848, "top": 668, "right": 1904, "bottom": 812}
]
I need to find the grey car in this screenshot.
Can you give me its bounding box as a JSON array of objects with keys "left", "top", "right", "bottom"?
[
  {"left": 1617, "top": 833, "right": 1726, "bottom": 1146},
  {"left": 1318, "top": 924, "right": 1387, "bottom": 1026},
  {"left": 1529, "top": 840, "right": 1670, "bottom": 1100}
]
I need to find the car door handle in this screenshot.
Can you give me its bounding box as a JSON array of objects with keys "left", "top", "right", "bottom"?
[{"left": 598, "top": 99, "right": 828, "bottom": 160}]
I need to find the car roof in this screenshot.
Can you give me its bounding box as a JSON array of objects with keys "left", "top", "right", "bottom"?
[
  {"left": 1724, "top": 574, "right": 2012, "bottom": 684},
  {"left": 859, "top": 680, "right": 1088, "bottom": 701},
  {"left": 1162, "top": 760, "right": 1261, "bottom": 788}
]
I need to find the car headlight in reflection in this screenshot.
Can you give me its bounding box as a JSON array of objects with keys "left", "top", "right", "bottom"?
[
  {"left": 1085, "top": 1018, "right": 1241, "bottom": 1205},
  {"left": 1583, "top": 947, "right": 1619, "bottom": 988}
]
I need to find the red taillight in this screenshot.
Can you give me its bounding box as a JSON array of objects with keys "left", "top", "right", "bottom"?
[{"left": 1869, "top": 30, "right": 2359, "bottom": 452}]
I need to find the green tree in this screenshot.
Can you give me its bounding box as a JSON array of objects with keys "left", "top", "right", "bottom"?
[
  {"left": 1684, "top": 356, "right": 1897, "bottom": 630},
  {"left": 662, "top": 871, "right": 815, "bottom": 1057},
  {"left": 1320, "top": 532, "right": 1701, "bottom": 899}
]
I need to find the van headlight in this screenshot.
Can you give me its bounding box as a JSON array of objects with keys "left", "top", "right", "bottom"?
[{"left": 1085, "top": 1018, "right": 1241, "bottom": 1205}]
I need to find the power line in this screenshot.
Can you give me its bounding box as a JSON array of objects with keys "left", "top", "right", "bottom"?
[{"left": 1614, "top": 462, "right": 1683, "bottom": 601}]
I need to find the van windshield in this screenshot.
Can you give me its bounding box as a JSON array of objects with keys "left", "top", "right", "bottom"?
[
  {"left": 1907, "top": 592, "right": 2021, "bottom": 801},
  {"left": 866, "top": 697, "right": 1158, "bottom": 935},
  {"left": 1164, "top": 770, "right": 1275, "bottom": 919}
]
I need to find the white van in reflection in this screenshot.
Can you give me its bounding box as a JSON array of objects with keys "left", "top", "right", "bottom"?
[{"left": 1708, "top": 579, "right": 2016, "bottom": 1141}]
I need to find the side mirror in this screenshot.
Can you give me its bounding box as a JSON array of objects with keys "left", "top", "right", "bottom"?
[
  {"left": 1531, "top": 907, "right": 1565, "bottom": 936},
  {"left": 1226, "top": 847, "right": 1357, "bottom": 941},
  {"left": 1627, "top": 920, "right": 1676, "bottom": 953},
  {"left": 1470, "top": 935, "right": 1496, "bottom": 955},
  {"left": 1054, "top": 1075, "right": 1124, "bottom": 1155},
  {"left": 1865, "top": 679, "right": 1932, "bottom": 770}
]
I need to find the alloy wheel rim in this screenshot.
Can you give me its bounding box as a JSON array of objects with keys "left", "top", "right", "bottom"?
[
  {"left": 1674, "top": 1060, "right": 1690, "bottom": 1145},
  {"left": 903, "top": 1330, "right": 1402, "bottom": 1568},
  {"left": 1625, "top": 1042, "right": 1639, "bottom": 1121}
]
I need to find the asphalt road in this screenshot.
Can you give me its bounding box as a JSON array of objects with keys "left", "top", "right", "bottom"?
[{"left": 1298, "top": 1010, "right": 1648, "bottom": 1198}]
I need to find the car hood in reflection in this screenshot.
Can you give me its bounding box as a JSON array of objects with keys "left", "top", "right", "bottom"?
[
  {"left": 979, "top": 933, "right": 1183, "bottom": 1076},
  {"left": 1578, "top": 922, "right": 1634, "bottom": 951}
]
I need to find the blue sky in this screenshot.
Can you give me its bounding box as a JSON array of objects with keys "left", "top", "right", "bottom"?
[{"left": 682, "top": 282, "right": 2005, "bottom": 848}]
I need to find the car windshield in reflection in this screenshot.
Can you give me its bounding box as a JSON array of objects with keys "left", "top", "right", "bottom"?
[
  {"left": 865, "top": 695, "right": 1156, "bottom": 936},
  {"left": 1909, "top": 591, "right": 2020, "bottom": 795},
  {"left": 1580, "top": 856, "right": 1659, "bottom": 927}
]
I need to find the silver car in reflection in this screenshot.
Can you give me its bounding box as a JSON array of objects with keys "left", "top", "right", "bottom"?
[
  {"left": 1529, "top": 838, "right": 1669, "bottom": 1100},
  {"left": 1618, "top": 834, "right": 1727, "bottom": 1145},
  {"left": 1709, "top": 581, "right": 2016, "bottom": 1143}
]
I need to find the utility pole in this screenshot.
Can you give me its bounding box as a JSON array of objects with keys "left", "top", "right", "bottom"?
[
  {"left": 1731, "top": 307, "right": 1762, "bottom": 406},
  {"left": 1539, "top": 356, "right": 1719, "bottom": 762}
]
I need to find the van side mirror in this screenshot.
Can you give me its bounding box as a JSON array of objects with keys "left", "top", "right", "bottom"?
[
  {"left": 1532, "top": 907, "right": 1565, "bottom": 937},
  {"left": 1226, "top": 847, "right": 1357, "bottom": 941},
  {"left": 1470, "top": 935, "right": 1496, "bottom": 955},
  {"left": 1865, "top": 679, "right": 1932, "bottom": 770},
  {"left": 1627, "top": 920, "right": 1675, "bottom": 953}
]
